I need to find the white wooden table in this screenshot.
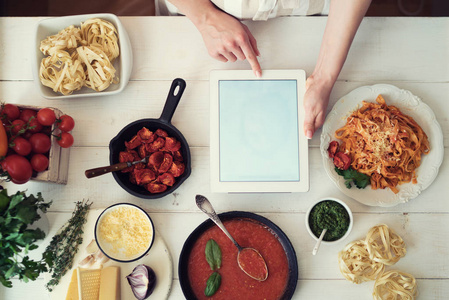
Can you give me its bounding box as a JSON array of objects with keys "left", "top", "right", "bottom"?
[{"left": 0, "top": 16, "right": 448, "bottom": 299}]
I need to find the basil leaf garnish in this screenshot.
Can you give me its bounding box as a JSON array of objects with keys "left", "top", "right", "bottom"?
[
  {"left": 205, "top": 239, "right": 222, "bottom": 270},
  {"left": 204, "top": 272, "right": 221, "bottom": 297}
]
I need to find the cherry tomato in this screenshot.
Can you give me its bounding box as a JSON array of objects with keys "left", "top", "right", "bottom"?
[
  {"left": 155, "top": 129, "right": 168, "bottom": 137},
  {"left": 0, "top": 123, "right": 7, "bottom": 157},
  {"left": 158, "top": 173, "right": 175, "bottom": 186},
  {"left": 57, "top": 132, "right": 74, "bottom": 148},
  {"left": 30, "top": 154, "right": 49, "bottom": 172},
  {"left": 37, "top": 108, "right": 56, "bottom": 126},
  {"left": 146, "top": 182, "right": 167, "bottom": 194},
  {"left": 28, "top": 118, "right": 43, "bottom": 133},
  {"left": 12, "top": 137, "right": 32, "bottom": 156},
  {"left": 146, "top": 137, "right": 165, "bottom": 152},
  {"left": 3, "top": 154, "right": 32, "bottom": 184},
  {"left": 169, "top": 161, "right": 185, "bottom": 177},
  {"left": 333, "top": 152, "right": 351, "bottom": 170},
  {"left": 148, "top": 151, "right": 164, "bottom": 168},
  {"left": 1, "top": 104, "right": 20, "bottom": 121},
  {"left": 10, "top": 119, "right": 26, "bottom": 135},
  {"left": 165, "top": 137, "right": 181, "bottom": 152},
  {"left": 327, "top": 141, "right": 340, "bottom": 159},
  {"left": 20, "top": 109, "right": 37, "bottom": 123},
  {"left": 29, "top": 133, "right": 51, "bottom": 154},
  {"left": 58, "top": 115, "right": 75, "bottom": 132},
  {"left": 158, "top": 153, "right": 173, "bottom": 173}
]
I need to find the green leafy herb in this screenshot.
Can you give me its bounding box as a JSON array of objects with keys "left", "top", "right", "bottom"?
[
  {"left": 205, "top": 239, "right": 222, "bottom": 270},
  {"left": 204, "top": 271, "right": 221, "bottom": 297},
  {"left": 44, "top": 200, "right": 92, "bottom": 291},
  {"left": 335, "top": 167, "right": 370, "bottom": 189},
  {"left": 0, "top": 189, "right": 52, "bottom": 288}
]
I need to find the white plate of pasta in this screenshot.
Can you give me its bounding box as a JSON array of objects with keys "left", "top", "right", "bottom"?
[{"left": 320, "top": 84, "right": 444, "bottom": 207}]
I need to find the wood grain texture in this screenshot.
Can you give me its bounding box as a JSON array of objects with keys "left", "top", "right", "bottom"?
[{"left": 0, "top": 16, "right": 448, "bottom": 300}]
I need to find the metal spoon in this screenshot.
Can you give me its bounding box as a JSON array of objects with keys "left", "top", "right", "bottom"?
[
  {"left": 84, "top": 156, "right": 148, "bottom": 178},
  {"left": 195, "top": 195, "right": 268, "bottom": 281},
  {"left": 312, "top": 228, "right": 327, "bottom": 255}
]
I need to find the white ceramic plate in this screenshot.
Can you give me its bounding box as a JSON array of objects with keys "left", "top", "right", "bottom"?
[
  {"left": 320, "top": 84, "right": 444, "bottom": 207},
  {"left": 33, "top": 13, "right": 133, "bottom": 99}
]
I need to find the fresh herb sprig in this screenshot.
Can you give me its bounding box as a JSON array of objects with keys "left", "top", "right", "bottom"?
[
  {"left": 335, "top": 167, "right": 370, "bottom": 189},
  {"left": 204, "top": 239, "right": 222, "bottom": 296},
  {"left": 44, "top": 200, "right": 92, "bottom": 291},
  {"left": 0, "top": 189, "right": 52, "bottom": 288}
]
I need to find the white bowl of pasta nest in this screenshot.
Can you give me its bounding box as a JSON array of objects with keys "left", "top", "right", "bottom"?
[
  {"left": 32, "top": 13, "right": 133, "bottom": 99},
  {"left": 320, "top": 84, "right": 444, "bottom": 207}
]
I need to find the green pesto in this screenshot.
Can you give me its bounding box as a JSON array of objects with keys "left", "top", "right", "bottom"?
[{"left": 309, "top": 200, "right": 350, "bottom": 241}]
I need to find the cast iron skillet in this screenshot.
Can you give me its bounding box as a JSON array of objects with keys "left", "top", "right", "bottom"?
[
  {"left": 178, "top": 211, "right": 299, "bottom": 299},
  {"left": 109, "top": 78, "right": 191, "bottom": 199}
]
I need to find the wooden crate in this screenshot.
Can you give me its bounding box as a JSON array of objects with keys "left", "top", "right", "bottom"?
[{"left": 17, "top": 105, "right": 70, "bottom": 185}]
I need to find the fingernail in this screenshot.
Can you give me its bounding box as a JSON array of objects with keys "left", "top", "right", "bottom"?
[
  {"left": 306, "top": 130, "right": 313, "bottom": 139},
  {"left": 255, "top": 70, "right": 262, "bottom": 78}
]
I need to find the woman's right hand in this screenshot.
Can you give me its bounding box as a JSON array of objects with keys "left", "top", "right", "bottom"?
[{"left": 196, "top": 8, "right": 262, "bottom": 77}]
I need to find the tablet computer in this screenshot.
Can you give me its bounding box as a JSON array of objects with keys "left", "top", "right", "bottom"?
[{"left": 210, "top": 69, "right": 309, "bottom": 193}]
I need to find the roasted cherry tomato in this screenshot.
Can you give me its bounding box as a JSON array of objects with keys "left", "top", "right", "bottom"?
[
  {"left": 12, "top": 137, "right": 32, "bottom": 156},
  {"left": 327, "top": 141, "right": 339, "bottom": 159},
  {"left": 30, "top": 153, "right": 49, "bottom": 172},
  {"left": 165, "top": 137, "right": 181, "bottom": 152},
  {"left": 3, "top": 154, "right": 32, "bottom": 184},
  {"left": 146, "top": 182, "right": 167, "bottom": 194},
  {"left": 148, "top": 151, "right": 164, "bottom": 168},
  {"left": 134, "top": 169, "right": 156, "bottom": 185},
  {"left": 158, "top": 153, "right": 173, "bottom": 173},
  {"left": 57, "top": 115, "right": 75, "bottom": 132},
  {"left": 138, "top": 127, "right": 154, "bottom": 141},
  {"left": 57, "top": 132, "right": 74, "bottom": 148},
  {"left": 125, "top": 135, "right": 141, "bottom": 150},
  {"left": 1, "top": 104, "right": 20, "bottom": 121},
  {"left": 155, "top": 129, "right": 168, "bottom": 137},
  {"left": 158, "top": 173, "right": 175, "bottom": 186},
  {"left": 20, "top": 109, "right": 37, "bottom": 123},
  {"left": 29, "top": 133, "right": 51, "bottom": 154},
  {"left": 37, "top": 108, "right": 56, "bottom": 126},
  {"left": 169, "top": 161, "right": 185, "bottom": 177},
  {"left": 146, "top": 137, "right": 165, "bottom": 152},
  {"left": 333, "top": 152, "right": 351, "bottom": 170}
]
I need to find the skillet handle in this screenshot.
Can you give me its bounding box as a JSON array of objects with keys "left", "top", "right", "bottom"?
[
  {"left": 160, "top": 78, "right": 186, "bottom": 124},
  {"left": 85, "top": 162, "right": 129, "bottom": 178}
]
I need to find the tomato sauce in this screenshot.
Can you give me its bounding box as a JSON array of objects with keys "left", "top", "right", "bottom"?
[{"left": 187, "top": 219, "right": 289, "bottom": 300}]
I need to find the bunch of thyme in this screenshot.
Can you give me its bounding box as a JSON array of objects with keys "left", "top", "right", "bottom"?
[{"left": 44, "top": 200, "right": 92, "bottom": 291}]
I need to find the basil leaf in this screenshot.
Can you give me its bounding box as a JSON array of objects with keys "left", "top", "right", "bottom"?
[
  {"left": 204, "top": 272, "right": 221, "bottom": 297},
  {"left": 205, "top": 239, "right": 222, "bottom": 270}
]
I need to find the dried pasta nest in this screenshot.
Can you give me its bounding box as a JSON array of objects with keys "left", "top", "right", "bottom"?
[
  {"left": 338, "top": 240, "right": 385, "bottom": 284},
  {"left": 365, "top": 224, "right": 406, "bottom": 265},
  {"left": 39, "top": 18, "right": 120, "bottom": 95},
  {"left": 81, "top": 18, "right": 120, "bottom": 61},
  {"left": 373, "top": 270, "right": 418, "bottom": 300},
  {"left": 40, "top": 25, "right": 86, "bottom": 56},
  {"left": 39, "top": 50, "right": 85, "bottom": 95}
]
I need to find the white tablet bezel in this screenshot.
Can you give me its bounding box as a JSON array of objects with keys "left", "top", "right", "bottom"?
[{"left": 210, "top": 69, "right": 309, "bottom": 193}]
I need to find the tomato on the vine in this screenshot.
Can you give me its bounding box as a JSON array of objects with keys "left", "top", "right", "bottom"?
[
  {"left": 12, "top": 137, "right": 32, "bottom": 156},
  {"left": 1, "top": 104, "right": 20, "bottom": 121},
  {"left": 19, "top": 109, "right": 37, "bottom": 123},
  {"left": 58, "top": 115, "right": 75, "bottom": 132},
  {"left": 57, "top": 132, "right": 74, "bottom": 148},
  {"left": 29, "top": 133, "right": 51, "bottom": 154},
  {"left": 37, "top": 108, "right": 56, "bottom": 126},
  {"left": 10, "top": 119, "right": 26, "bottom": 135},
  {"left": 2, "top": 154, "right": 32, "bottom": 184},
  {"left": 30, "top": 154, "right": 49, "bottom": 172},
  {"left": 28, "top": 118, "right": 43, "bottom": 133}
]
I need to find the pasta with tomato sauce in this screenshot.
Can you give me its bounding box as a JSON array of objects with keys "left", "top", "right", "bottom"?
[{"left": 334, "top": 95, "right": 430, "bottom": 194}]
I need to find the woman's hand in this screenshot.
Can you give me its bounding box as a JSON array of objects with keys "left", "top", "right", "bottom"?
[
  {"left": 197, "top": 10, "right": 262, "bottom": 77},
  {"left": 303, "top": 75, "right": 333, "bottom": 139}
]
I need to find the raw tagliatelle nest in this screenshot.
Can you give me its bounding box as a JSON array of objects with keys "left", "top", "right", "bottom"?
[
  {"left": 338, "top": 224, "right": 417, "bottom": 300},
  {"left": 373, "top": 270, "right": 418, "bottom": 300},
  {"left": 39, "top": 18, "right": 120, "bottom": 95}
]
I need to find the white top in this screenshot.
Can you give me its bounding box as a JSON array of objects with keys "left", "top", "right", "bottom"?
[{"left": 157, "top": 0, "right": 330, "bottom": 20}]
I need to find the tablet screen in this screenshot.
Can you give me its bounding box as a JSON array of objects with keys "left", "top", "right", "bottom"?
[{"left": 219, "top": 80, "right": 300, "bottom": 182}]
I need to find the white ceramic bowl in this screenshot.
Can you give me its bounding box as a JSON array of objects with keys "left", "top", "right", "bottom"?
[
  {"left": 305, "top": 197, "right": 353, "bottom": 244},
  {"left": 94, "top": 203, "right": 155, "bottom": 262},
  {"left": 32, "top": 13, "right": 133, "bottom": 99}
]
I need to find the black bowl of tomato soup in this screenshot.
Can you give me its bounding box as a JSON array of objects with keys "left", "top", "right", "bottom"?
[{"left": 179, "top": 211, "right": 298, "bottom": 300}]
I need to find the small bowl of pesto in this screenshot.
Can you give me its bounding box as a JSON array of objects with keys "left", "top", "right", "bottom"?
[{"left": 305, "top": 197, "right": 353, "bottom": 244}]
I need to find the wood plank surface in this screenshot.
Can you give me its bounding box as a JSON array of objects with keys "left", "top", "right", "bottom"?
[{"left": 0, "top": 15, "right": 448, "bottom": 300}]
